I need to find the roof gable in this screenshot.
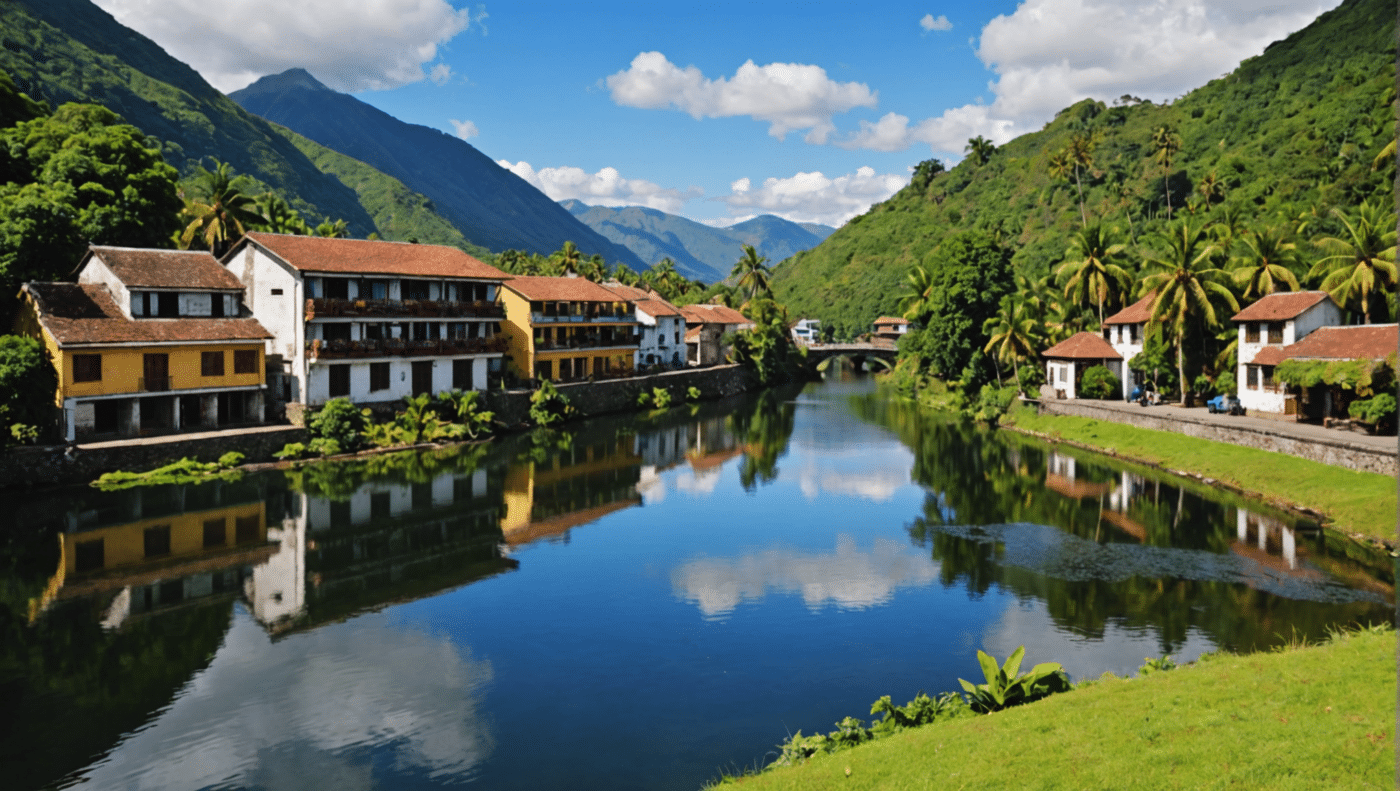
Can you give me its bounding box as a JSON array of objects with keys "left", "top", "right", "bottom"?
[
  {"left": 1279, "top": 324, "right": 1397, "bottom": 362},
  {"left": 87, "top": 246, "right": 243, "bottom": 290},
  {"left": 680, "top": 303, "right": 749, "bottom": 325},
  {"left": 1041, "top": 331, "right": 1122, "bottom": 360},
  {"left": 24, "top": 283, "right": 271, "bottom": 347},
  {"left": 1104, "top": 292, "right": 1155, "bottom": 325},
  {"left": 236, "top": 232, "right": 508, "bottom": 280},
  {"left": 1231, "top": 291, "right": 1333, "bottom": 322}
]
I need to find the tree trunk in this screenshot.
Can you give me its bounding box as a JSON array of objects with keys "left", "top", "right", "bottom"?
[
  {"left": 1163, "top": 169, "right": 1173, "bottom": 218},
  {"left": 1177, "top": 341, "right": 1188, "bottom": 406},
  {"left": 1075, "top": 167, "right": 1087, "bottom": 227}
]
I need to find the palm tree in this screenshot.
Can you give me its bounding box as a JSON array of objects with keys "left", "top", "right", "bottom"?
[
  {"left": 730, "top": 244, "right": 772, "bottom": 303},
  {"left": 1150, "top": 126, "right": 1182, "bottom": 218},
  {"left": 1066, "top": 133, "right": 1095, "bottom": 226},
  {"left": 1055, "top": 224, "right": 1132, "bottom": 327},
  {"left": 983, "top": 297, "right": 1041, "bottom": 392},
  {"left": 314, "top": 217, "right": 348, "bottom": 238},
  {"left": 1140, "top": 219, "right": 1239, "bottom": 405},
  {"left": 649, "top": 257, "right": 682, "bottom": 299},
  {"left": 612, "top": 262, "right": 640, "bottom": 287},
  {"left": 897, "top": 264, "right": 933, "bottom": 323},
  {"left": 555, "top": 241, "right": 582, "bottom": 275},
  {"left": 497, "top": 249, "right": 528, "bottom": 274},
  {"left": 1307, "top": 201, "right": 1398, "bottom": 324},
  {"left": 179, "top": 160, "right": 260, "bottom": 255},
  {"left": 579, "top": 253, "right": 609, "bottom": 282},
  {"left": 251, "top": 193, "right": 310, "bottom": 235},
  {"left": 1196, "top": 170, "right": 1224, "bottom": 208},
  {"left": 1231, "top": 227, "right": 1301, "bottom": 300},
  {"left": 965, "top": 136, "right": 996, "bottom": 165}
]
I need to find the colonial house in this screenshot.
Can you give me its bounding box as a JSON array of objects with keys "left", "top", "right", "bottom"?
[
  {"left": 599, "top": 282, "right": 685, "bottom": 369},
  {"left": 1041, "top": 331, "right": 1122, "bottom": 399},
  {"left": 680, "top": 303, "right": 752, "bottom": 365},
  {"left": 221, "top": 233, "right": 509, "bottom": 411},
  {"left": 1230, "top": 291, "right": 1343, "bottom": 416},
  {"left": 16, "top": 246, "right": 272, "bottom": 441},
  {"left": 1102, "top": 293, "right": 1153, "bottom": 399},
  {"left": 791, "top": 318, "right": 822, "bottom": 345},
  {"left": 499, "top": 276, "right": 641, "bottom": 382},
  {"left": 871, "top": 316, "right": 909, "bottom": 341},
  {"left": 1249, "top": 323, "right": 1397, "bottom": 421}
]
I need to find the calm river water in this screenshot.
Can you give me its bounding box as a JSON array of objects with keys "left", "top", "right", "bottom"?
[{"left": 2, "top": 375, "right": 1392, "bottom": 791}]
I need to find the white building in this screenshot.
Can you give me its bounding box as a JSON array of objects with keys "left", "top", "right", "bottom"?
[
  {"left": 1041, "top": 331, "right": 1122, "bottom": 399},
  {"left": 792, "top": 318, "right": 822, "bottom": 344},
  {"left": 600, "top": 282, "right": 686, "bottom": 369},
  {"left": 1101, "top": 292, "right": 1153, "bottom": 399},
  {"left": 222, "top": 233, "right": 510, "bottom": 410},
  {"left": 1230, "top": 291, "right": 1343, "bottom": 416},
  {"left": 871, "top": 316, "right": 908, "bottom": 341}
]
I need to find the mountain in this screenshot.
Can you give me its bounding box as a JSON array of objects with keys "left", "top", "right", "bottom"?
[
  {"left": 772, "top": 0, "right": 1395, "bottom": 339},
  {"left": 230, "top": 69, "right": 646, "bottom": 269},
  {"left": 559, "top": 200, "right": 833, "bottom": 283},
  {"left": 0, "top": 0, "right": 480, "bottom": 252}
]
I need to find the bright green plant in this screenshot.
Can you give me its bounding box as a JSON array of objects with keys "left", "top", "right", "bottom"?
[
  {"left": 309, "top": 397, "right": 366, "bottom": 450},
  {"left": 1214, "top": 370, "right": 1237, "bottom": 395},
  {"left": 1079, "top": 364, "right": 1121, "bottom": 399},
  {"left": 1348, "top": 393, "right": 1396, "bottom": 431},
  {"left": 687, "top": 386, "right": 701, "bottom": 401},
  {"left": 307, "top": 437, "right": 342, "bottom": 457},
  {"left": 395, "top": 393, "right": 448, "bottom": 444},
  {"left": 273, "top": 442, "right": 308, "bottom": 460},
  {"left": 0, "top": 334, "right": 56, "bottom": 446},
  {"left": 217, "top": 451, "right": 245, "bottom": 468},
  {"left": 436, "top": 389, "right": 495, "bottom": 439},
  {"left": 636, "top": 390, "right": 653, "bottom": 408},
  {"left": 1138, "top": 655, "right": 1178, "bottom": 677},
  {"left": 958, "top": 646, "right": 1072, "bottom": 713},
  {"left": 651, "top": 387, "right": 672, "bottom": 409},
  {"left": 92, "top": 457, "right": 242, "bottom": 489},
  {"left": 869, "top": 691, "right": 968, "bottom": 737},
  {"left": 529, "top": 380, "right": 574, "bottom": 426}
]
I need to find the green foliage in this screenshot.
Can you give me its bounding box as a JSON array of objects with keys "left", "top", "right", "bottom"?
[
  {"left": 651, "top": 387, "right": 672, "bottom": 409},
  {"left": 529, "top": 380, "right": 574, "bottom": 427},
  {"left": 0, "top": 334, "right": 55, "bottom": 445},
  {"left": 1275, "top": 358, "right": 1393, "bottom": 395},
  {"left": 91, "top": 457, "right": 242, "bottom": 489},
  {"left": 730, "top": 298, "right": 807, "bottom": 385},
  {"left": 1214, "top": 370, "right": 1237, "bottom": 396},
  {"left": 1138, "top": 655, "right": 1178, "bottom": 677},
  {"left": 687, "top": 385, "right": 701, "bottom": 401},
  {"left": 217, "top": 451, "right": 245, "bottom": 468},
  {"left": 1347, "top": 393, "right": 1396, "bottom": 431},
  {"left": 436, "top": 389, "right": 495, "bottom": 439},
  {"left": 970, "top": 384, "right": 1018, "bottom": 425},
  {"left": 307, "top": 437, "right": 342, "bottom": 457},
  {"left": 957, "top": 646, "right": 1073, "bottom": 714},
  {"left": 308, "top": 397, "right": 367, "bottom": 450},
  {"left": 635, "top": 390, "right": 652, "bottom": 408},
  {"left": 869, "top": 691, "right": 969, "bottom": 737},
  {"left": 273, "top": 442, "right": 308, "bottom": 460},
  {"left": 910, "top": 231, "right": 1014, "bottom": 379},
  {"left": 1128, "top": 333, "right": 1179, "bottom": 394},
  {"left": 1017, "top": 363, "right": 1046, "bottom": 391},
  {"left": 1079, "top": 365, "right": 1121, "bottom": 399}
]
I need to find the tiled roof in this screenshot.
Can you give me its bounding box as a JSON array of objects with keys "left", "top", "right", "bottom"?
[
  {"left": 1104, "top": 292, "right": 1156, "bottom": 325},
  {"left": 23, "top": 283, "right": 271, "bottom": 347},
  {"left": 237, "top": 232, "right": 508, "bottom": 280},
  {"left": 680, "top": 303, "right": 750, "bottom": 326},
  {"left": 1280, "top": 324, "right": 1397, "bottom": 362},
  {"left": 88, "top": 246, "right": 243, "bottom": 290},
  {"left": 873, "top": 316, "right": 909, "bottom": 325},
  {"left": 1250, "top": 346, "right": 1288, "bottom": 366},
  {"left": 1231, "top": 291, "right": 1332, "bottom": 322},
  {"left": 684, "top": 327, "right": 703, "bottom": 342},
  {"left": 1041, "top": 331, "right": 1122, "bottom": 360},
  {"left": 599, "top": 282, "right": 683, "bottom": 317},
  {"left": 504, "top": 275, "right": 629, "bottom": 302}
]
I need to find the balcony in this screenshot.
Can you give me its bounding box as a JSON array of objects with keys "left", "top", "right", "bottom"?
[
  {"left": 308, "top": 336, "right": 508, "bottom": 360},
  {"left": 533, "top": 335, "right": 639, "bottom": 352},
  {"left": 306, "top": 297, "right": 505, "bottom": 320},
  {"left": 529, "top": 310, "right": 636, "bottom": 324}
]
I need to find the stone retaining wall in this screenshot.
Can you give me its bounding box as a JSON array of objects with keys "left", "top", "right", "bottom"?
[
  {"left": 481, "top": 364, "right": 763, "bottom": 427},
  {"left": 1037, "top": 400, "right": 1397, "bottom": 475}
]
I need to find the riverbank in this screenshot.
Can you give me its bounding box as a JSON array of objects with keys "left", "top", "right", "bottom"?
[
  {"left": 713, "top": 626, "right": 1396, "bottom": 789},
  {"left": 1000, "top": 404, "right": 1398, "bottom": 547}
]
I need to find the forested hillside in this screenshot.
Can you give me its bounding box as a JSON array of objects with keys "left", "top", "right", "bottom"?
[
  {"left": 0, "top": 0, "right": 481, "bottom": 252},
  {"left": 773, "top": 0, "right": 1395, "bottom": 339}
]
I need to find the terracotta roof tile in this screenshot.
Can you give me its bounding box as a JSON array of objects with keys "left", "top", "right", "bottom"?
[
  {"left": 1250, "top": 346, "right": 1288, "bottom": 366},
  {"left": 599, "top": 282, "right": 683, "bottom": 317},
  {"left": 684, "top": 327, "right": 703, "bottom": 342},
  {"left": 680, "top": 303, "right": 750, "bottom": 326},
  {"left": 1280, "top": 324, "right": 1397, "bottom": 362},
  {"left": 873, "top": 316, "right": 909, "bottom": 325},
  {"left": 1041, "top": 331, "right": 1123, "bottom": 360},
  {"left": 1104, "top": 292, "right": 1156, "bottom": 325},
  {"left": 505, "top": 275, "right": 631, "bottom": 302},
  {"left": 89, "top": 246, "right": 243, "bottom": 290},
  {"left": 24, "top": 283, "right": 271, "bottom": 347},
  {"left": 1231, "top": 291, "right": 1333, "bottom": 322},
  {"left": 237, "top": 232, "right": 508, "bottom": 280}
]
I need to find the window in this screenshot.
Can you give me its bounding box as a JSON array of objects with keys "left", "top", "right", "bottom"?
[
  {"left": 371, "top": 491, "right": 391, "bottom": 520},
  {"left": 157, "top": 292, "right": 179, "bottom": 317},
  {"left": 453, "top": 359, "right": 473, "bottom": 390},
  {"left": 1262, "top": 365, "right": 1275, "bottom": 387},
  {"left": 201, "top": 350, "right": 225, "bottom": 376},
  {"left": 324, "top": 278, "right": 349, "bottom": 299},
  {"left": 1247, "top": 366, "right": 1259, "bottom": 389},
  {"left": 370, "top": 362, "right": 390, "bottom": 392},
  {"left": 535, "top": 360, "right": 553, "bottom": 380},
  {"left": 1267, "top": 322, "right": 1284, "bottom": 344},
  {"left": 322, "top": 323, "right": 351, "bottom": 342},
  {"left": 367, "top": 279, "right": 388, "bottom": 300},
  {"left": 1128, "top": 324, "right": 1138, "bottom": 343},
  {"left": 365, "top": 323, "right": 384, "bottom": 341},
  {"left": 144, "top": 525, "right": 171, "bottom": 558},
  {"left": 403, "top": 280, "right": 430, "bottom": 300},
  {"left": 203, "top": 518, "right": 226, "bottom": 548},
  {"left": 328, "top": 364, "right": 351, "bottom": 397},
  {"left": 271, "top": 288, "right": 284, "bottom": 296},
  {"left": 73, "top": 354, "right": 102, "bottom": 383},
  {"left": 234, "top": 349, "right": 258, "bottom": 374},
  {"left": 211, "top": 294, "right": 225, "bottom": 318},
  {"left": 76, "top": 539, "right": 105, "bottom": 572},
  {"left": 1245, "top": 323, "right": 1260, "bottom": 343},
  {"left": 235, "top": 514, "right": 260, "bottom": 544}
]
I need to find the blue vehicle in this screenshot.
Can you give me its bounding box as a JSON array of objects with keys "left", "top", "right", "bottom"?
[{"left": 1207, "top": 394, "right": 1243, "bottom": 415}]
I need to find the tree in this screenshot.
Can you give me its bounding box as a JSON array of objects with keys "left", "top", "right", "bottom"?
[
  {"left": 917, "top": 231, "right": 1014, "bottom": 379},
  {"left": 1140, "top": 219, "right": 1239, "bottom": 405},
  {"left": 1065, "top": 133, "right": 1095, "bottom": 226},
  {"left": 982, "top": 297, "right": 1040, "bottom": 393},
  {"left": 1307, "top": 201, "right": 1397, "bottom": 324},
  {"left": 898, "top": 264, "right": 934, "bottom": 323},
  {"left": 1231, "top": 227, "right": 1301, "bottom": 300},
  {"left": 0, "top": 334, "right": 56, "bottom": 444},
  {"left": 1196, "top": 170, "right": 1224, "bottom": 208},
  {"left": 178, "top": 160, "right": 260, "bottom": 255},
  {"left": 612, "top": 262, "right": 640, "bottom": 286},
  {"left": 730, "top": 297, "right": 803, "bottom": 385},
  {"left": 251, "top": 193, "right": 310, "bottom": 235},
  {"left": 1150, "top": 126, "right": 1182, "bottom": 218},
  {"left": 1055, "top": 223, "right": 1131, "bottom": 327},
  {"left": 555, "top": 240, "right": 581, "bottom": 275},
  {"left": 965, "top": 136, "right": 996, "bottom": 166},
  {"left": 730, "top": 244, "right": 773, "bottom": 304},
  {"left": 314, "top": 217, "right": 348, "bottom": 238},
  {"left": 580, "top": 253, "right": 609, "bottom": 282},
  {"left": 647, "top": 257, "right": 682, "bottom": 300}
]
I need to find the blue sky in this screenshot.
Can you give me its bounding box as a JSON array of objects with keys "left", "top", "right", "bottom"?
[{"left": 95, "top": 0, "right": 1340, "bottom": 228}]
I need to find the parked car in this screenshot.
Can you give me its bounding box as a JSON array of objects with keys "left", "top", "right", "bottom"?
[
  {"left": 1130, "top": 384, "right": 1161, "bottom": 406},
  {"left": 1207, "top": 394, "right": 1244, "bottom": 415}
]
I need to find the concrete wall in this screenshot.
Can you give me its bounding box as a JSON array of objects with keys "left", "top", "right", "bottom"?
[
  {"left": 481, "top": 364, "right": 763, "bottom": 427},
  {"left": 1036, "top": 399, "right": 1396, "bottom": 475}
]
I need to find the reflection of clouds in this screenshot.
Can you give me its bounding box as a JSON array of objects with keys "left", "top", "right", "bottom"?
[
  {"left": 674, "top": 466, "right": 721, "bottom": 495},
  {"left": 636, "top": 465, "right": 667, "bottom": 504},
  {"left": 68, "top": 608, "right": 493, "bottom": 790},
  {"left": 671, "top": 534, "right": 938, "bottom": 618},
  {"left": 797, "top": 461, "right": 907, "bottom": 502}
]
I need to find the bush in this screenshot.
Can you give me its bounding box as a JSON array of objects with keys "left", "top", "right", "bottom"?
[
  {"left": 971, "top": 384, "right": 1017, "bottom": 425},
  {"left": 1348, "top": 393, "right": 1397, "bottom": 431},
  {"left": 273, "top": 442, "right": 308, "bottom": 460},
  {"left": 1079, "top": 364, "right": 1121, "bottom": 399},
  {"left": 1016, "top": 363, "right": 1045, "bottom": 391},
  {"left": 651, "top": 387, "right": 672, "bottom": 409},
  {"left": 0, "top": 334, "right": 56, "bottom": 446},
  {"left": 686, "top": 385, "right": 701, "bottom": 401},
  {"left": 1214, "top": 370, "right": 1237, "bottom": 395},
  {"left": 307, "top": 437, "right": 342, "bottom": 457},
  {"left": 529, "top": 380, "right": 574, "bottom": 426},
  {"left": 958, "top": 646, "right": 1072, "bottom": 713},
  {"left": 217, "top": 451, "right": 245, "bottom": 468},
  {"left": 309, "top": 398, "right": 366, "bottom": 450}
]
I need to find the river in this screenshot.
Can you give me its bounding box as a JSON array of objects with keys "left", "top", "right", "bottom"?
[{"left": 1, "top": 374, "right": 1391, "bottom": 791}]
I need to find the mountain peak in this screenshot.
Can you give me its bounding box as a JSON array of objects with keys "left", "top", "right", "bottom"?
[{"left": 238, "top": 68, "right": 330, "bottom": 96}]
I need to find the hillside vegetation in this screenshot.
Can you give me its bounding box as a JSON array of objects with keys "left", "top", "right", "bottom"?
[{"left": 773, "top": 0, "right": 1395, "bottom": 340}]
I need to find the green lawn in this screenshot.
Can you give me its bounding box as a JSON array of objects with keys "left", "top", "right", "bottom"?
[
  {"left": 718, "top": 628, "right": 1396, "bottom": 790},
  {"left": 1003, "top": 405, "right": 1398, "bottom": 542}
]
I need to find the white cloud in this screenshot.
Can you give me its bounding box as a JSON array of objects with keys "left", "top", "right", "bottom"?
[
  {"left": 606, "top": 51, "right": 878, "bottom": 143},
  {"left": 450, "top": 119, "right": 479, "bottom": 140},
  {"left": 920, "top": 13, "right": 953, "bottom": 32},
  {"left": 429, "top": 63, "right": 453, "bottom": 85},
  {"left": 497, "top": 160, "right": 702, "bottom": 214},
  {"left": 720, "top": 166, "right": 907, "bottom": 227},
  {"left": 844, "top": 0, "right": 1340, "bottom": 155},
  {"left": 91, "top": 0, "right": 482, "bottom": 93}
]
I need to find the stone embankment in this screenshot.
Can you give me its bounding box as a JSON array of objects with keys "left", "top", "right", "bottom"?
[{"left": 1035, "top": 398, "right": 1397, "bottom": 476}]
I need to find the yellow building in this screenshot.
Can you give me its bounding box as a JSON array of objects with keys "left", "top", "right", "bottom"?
[
  {"left": 500, "top": 434, "right": 643, "bottom": 545},
  {"left": 15, "top": 246, "right": 272, "bottom": 441},
  {"left": 499, "top": 276, "right": 640, "bottom": 382}
]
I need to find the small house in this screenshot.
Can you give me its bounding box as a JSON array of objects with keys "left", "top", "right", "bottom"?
[
  {"left": 1230, "top": 291, "right": 1343, "bottom": 416},
  {"left": 1102, "top": 293, "right": 1154, "bottom": 399},
  {"left": 1041, "top": 331, "right": 1122, "bottom": 399},
  {"left": 872, "top": 316, "right": 909, "bottom": 341}
]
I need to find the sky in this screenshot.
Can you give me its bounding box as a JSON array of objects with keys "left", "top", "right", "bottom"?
[{"left": 92, "top": 0, "right": 1342, "bottom": 229}]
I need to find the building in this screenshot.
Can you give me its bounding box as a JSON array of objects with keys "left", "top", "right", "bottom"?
[
  {"left": 1251, "top": 323, "right": 1398, "bottom": 421},
  {"left": 1101, "top": 292, "right": 1154, "bottom": 399},
  {"left": 222, "top": 233, "right": 509, "bottom": 410},
  {"left": 499, "top": 276, "right": 640, "bottom": 382},
  {"left": 680, "top": 303, "right": 753, "bottom": 365},
  {"left": 16, "top": 246, "right": 272, "bottom": 441},
  {"left": 1041, "top": 331, "right": 1122, "bottom": 399},
  {"left": 599, "top": 282, "right": 686, "bottom": 369},
  {"left": 791, "top": 318, "right": 822, "bottom": 345},
  {"left": 1230, "top": 291, "right": 1343, "bottom": 416},
  {"left": 871, "top": 316, "right": 909, "bottom": 341}
]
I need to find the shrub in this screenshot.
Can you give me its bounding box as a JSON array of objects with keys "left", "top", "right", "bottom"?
[
  {"left": 273, "top": 442, "right": 308, "bottom": 460},
  {"left": 687, "top": 386, "right": 701, "bottom": 401},
  {"left": 1016, "top": 363, "right": 1045, "bottom": 391},
  {"left": 651, "top": 387, "right": 672, "bottom": 409},
  {"left": 436, "top": 389, "right": 495, "bottom": 439},
  {"left": 1348, "top": 393, "right": 1397, "bottom": 432},
  {"left": 1079, "top": 364, "right": 1121, "bottom": 399},
  {"left": 958, "top": 646, "right": 1072, "bottom": 713},
  {"left": 307, "top": 437, "right": 342, "bottom": 457},
  {"left": 971, "top": 384, "right": 1017, "bottom": 425},
  {"left": 1214, "top": 370, "right": 1237, "bottom": 395},
  {"left": 217, "top": 451, "right": 245, "bottom": 468},
  {"left": 529, "top": 380, "right": 574, "bottom": 426},
  {"left": 0, "top": 334, "right": 56, "bottom": 446},
  {"left": 309, "top": 397, "right": 366, "bottom": 450},
  {"left": 636, "top": 390, "right": 652, "bottom": 408},
  {"left": 1138, "top": 655, "right": 1177, "bottom": 677}
]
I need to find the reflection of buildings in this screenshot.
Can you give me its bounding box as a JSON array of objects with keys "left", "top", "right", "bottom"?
[{"left": 502, "top": 436, "right": 644, "bottom": 546}]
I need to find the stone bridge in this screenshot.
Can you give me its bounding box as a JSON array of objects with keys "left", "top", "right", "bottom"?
[{"left": 801, "top": 343, "right": 898, "bottom": 371}]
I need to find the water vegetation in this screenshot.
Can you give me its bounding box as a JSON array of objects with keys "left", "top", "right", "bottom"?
[{"left": 91, "top": 452, "right": 245, "bottom": 490}]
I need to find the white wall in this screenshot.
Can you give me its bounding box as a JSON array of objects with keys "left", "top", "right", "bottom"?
[
  {"left": 1108, "top": 323, "right": 1144, "bottom": 399},
  {"left": 1046, "top": 360, "right": 1076, "bottom": 398},
  {"left": 306, "top": 355, "right": 492, "bottom": 405}
]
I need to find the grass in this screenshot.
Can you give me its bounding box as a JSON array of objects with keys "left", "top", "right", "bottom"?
[
  {"left": 1002, "top": 404, "right": 1398, "bottom": 542},
  {"left": 715, "top": 627, "right": 1397, "bottom": 790}
]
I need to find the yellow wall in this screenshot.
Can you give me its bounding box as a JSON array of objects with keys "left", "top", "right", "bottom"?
[
  {"left": 500, "top": 287, "right": 535, "bottom": 380},
  {"left": 60, "top": 344, "right": 264, "bottom": 399},
  {"left": 500, "top": 463, "right": 534, "bottom": 534},
  {"left": 63, "top": 502, "right": 267, "bottom": 575}
]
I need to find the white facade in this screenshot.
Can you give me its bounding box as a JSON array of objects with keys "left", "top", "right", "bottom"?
[
  {"left": 1235, "top": 297, "right": 1343, "bottom": 414},
  {"left": 636, "top": 309, "right": 685, "bottom": 368},
  {"left": 1045, "top": 360, "right": 1077, "bottom": 399},
  {"left": 1104, "top": 323, "right": 1144, "bottom": 398},
  {"left": 792, "top": 318, "right": 822, "bottom": 344}
]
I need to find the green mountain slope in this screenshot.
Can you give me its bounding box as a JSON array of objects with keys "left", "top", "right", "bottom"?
[
  {"left": 0, "top": 0, "right": 481, "bottom": 252},
  {"left": 773, "top": 0, "right": 1395, "bottom": 339}
]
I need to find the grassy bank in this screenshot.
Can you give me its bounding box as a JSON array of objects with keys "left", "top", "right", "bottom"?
[
  {"left": 717, "top": 627, "right": 1396, "bottom": 790},
  {"left": 1002, "top": 404, "right": 1397, "bottom": 543}
]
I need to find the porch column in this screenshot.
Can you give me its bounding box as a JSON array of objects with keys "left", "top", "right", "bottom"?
[
  {"left": 120, "top": 399, "right": 140, "bottom": 437},
  {"left": 250, "top": 390, "right": 265, "bottom": 424},
  {"left": 171, "top": 396, "right": 181, "bottom": 432},
  {"left": 201, "top": 394, "right": 219, "bottom": 427}
]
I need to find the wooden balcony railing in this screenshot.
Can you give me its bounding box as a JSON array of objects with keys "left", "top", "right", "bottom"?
[
  {"left": 308, "top": 335, "right": 508, "bottom": 360},
  {"left": 533, "top": 336, "right": 639, "bottom": 352},
  {"left": 306, "top": 297, "right": 505, "bottom": 320}
]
